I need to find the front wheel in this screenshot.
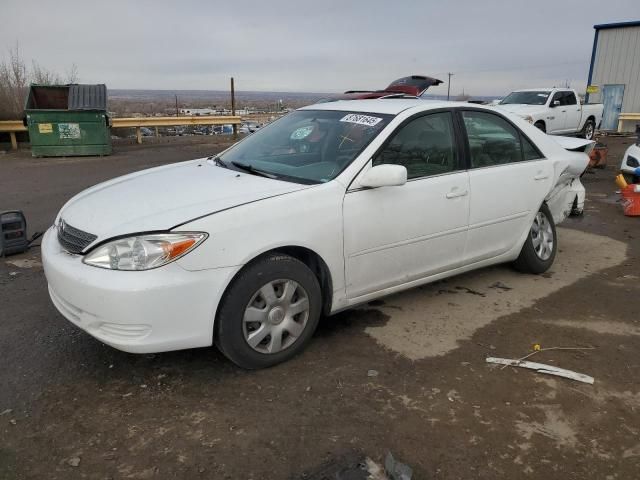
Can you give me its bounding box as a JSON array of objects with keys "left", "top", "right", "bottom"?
[
  {"left": 513, "top": 203, "right": 557, "bottom": 274},
  {"left": 215, "top": 253, "right": 322, "bottom": 369},
  {"left": 583, "top": 119, "right": 595, "bottom": 140}
]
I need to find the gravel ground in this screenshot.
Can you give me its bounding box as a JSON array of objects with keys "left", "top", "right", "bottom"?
[{"left": 0, "top": 136, "right": 639, "bottom": 479}]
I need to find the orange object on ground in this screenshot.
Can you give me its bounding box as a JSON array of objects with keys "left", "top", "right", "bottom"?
[
  {"left": 621, "top": 185, "right": 640, "bottom": 216},
  {"left": 588, "top": 144, "right": 608, "bottom": 168},
  {"left": 616, "top": 174, "right": 629, "bottom": 189}
]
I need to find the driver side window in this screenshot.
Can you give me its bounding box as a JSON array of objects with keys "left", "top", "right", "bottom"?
[{"left": 373, "top": 112, "right": 458, "bottom": 179}]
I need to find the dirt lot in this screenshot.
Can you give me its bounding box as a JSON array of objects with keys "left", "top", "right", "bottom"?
[{"left": 1, "top": 136, "right": 639, "bottom": 479}]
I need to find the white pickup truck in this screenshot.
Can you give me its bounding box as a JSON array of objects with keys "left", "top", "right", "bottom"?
[{"left": 496, "top": 88, "right": 603, "bottom": 140}]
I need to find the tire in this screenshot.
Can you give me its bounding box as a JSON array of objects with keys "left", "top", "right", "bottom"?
[
  {"left": 513, "top": 203, "right": 557, "bottom": 274},
  {"left": 534, "top": 121, "right": 546, "bottom": 133},
  {"left": 583, "top": 119, "right": 595, "bottom": 140},
  {"left": 215, "top": 253, "right": 322, "bottom": 369}
]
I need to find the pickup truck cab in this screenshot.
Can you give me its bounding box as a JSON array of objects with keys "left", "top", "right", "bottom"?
[{"left": 496, "top": 88, "right": 603, "bottom": 140}]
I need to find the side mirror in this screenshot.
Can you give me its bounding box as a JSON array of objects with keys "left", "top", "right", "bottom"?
[
  {"left": 359, "top": 164, "right": 407, "bottom": 188},
  {"left": 550, "top": 100, "right": 560, "bottom": 108}
]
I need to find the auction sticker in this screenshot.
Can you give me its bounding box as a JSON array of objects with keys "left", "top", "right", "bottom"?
[
  {"left": 38, "top": 123, "right": 53, "bottom": 134},
  {"left": 58, "top": 123, "right": 81, "bottom": 139},
  {"left": 340, "top": 114, "right": 382, "bottom": 127}
]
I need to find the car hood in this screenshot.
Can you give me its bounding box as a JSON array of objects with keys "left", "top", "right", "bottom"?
[
  {"left": 58, "top": 158, "right": 310, "bottom": 242},
  {"left": 495, "top": 104, "right": 546, "bottom": 116}
]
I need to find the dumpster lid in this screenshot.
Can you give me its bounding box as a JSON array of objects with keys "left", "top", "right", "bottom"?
[
  {"left": 68, "top": 84, "right": 107, "bottom": 110},
  {"left": 25, "top": 84, "right": 107, "bottom": 111}
]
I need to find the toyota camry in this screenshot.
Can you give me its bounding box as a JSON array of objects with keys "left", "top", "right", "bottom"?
[{"left": 42, "top": 99, "right": 591, "bottom": 368}]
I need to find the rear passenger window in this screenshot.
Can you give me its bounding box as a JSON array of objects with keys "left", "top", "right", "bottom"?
[
  {"left": 462, "top": 111, "right": 543, "bottom": 165},
  {"left": 374, "top": 112, "right": 457, "bottom": 179},
  {"left": 522, "top": 136, "right": 542, "bottom": 160},
  {"left": 462, "top": 111, "right": 523, "bottom": 166}
]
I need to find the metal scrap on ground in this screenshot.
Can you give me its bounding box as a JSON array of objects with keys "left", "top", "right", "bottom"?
[{"left": 486, "top": 357, "right": 595, "bottom": 384}]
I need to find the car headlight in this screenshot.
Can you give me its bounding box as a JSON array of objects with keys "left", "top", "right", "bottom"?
[{"left": 83, "top": 232, "right": 207, "bottom": 270}]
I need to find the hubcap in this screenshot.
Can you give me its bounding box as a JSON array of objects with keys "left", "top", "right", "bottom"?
[
  {"left": 242, "top": 279, "right": 310, "bottom": 354},
  {"left": 585, "top": 123, "right": 594, "bottom": 140},
  {"left": 531, "top": 211, "right": 554, "bottom": 261}
]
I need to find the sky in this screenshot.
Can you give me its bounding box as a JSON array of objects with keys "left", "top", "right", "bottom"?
[{"left": 1, "top": 0, "right": 638, "bottom": 97}]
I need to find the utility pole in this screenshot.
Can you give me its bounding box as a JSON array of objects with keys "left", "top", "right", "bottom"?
[
  {"left": 447, "top": 73, "right": 454, "bottom": 101},
  {"left": 174, "top": 94, "right": 179, "bottom": 117},
  {"left": 231, "top": 77, "right": 237, "bottom": 139}
]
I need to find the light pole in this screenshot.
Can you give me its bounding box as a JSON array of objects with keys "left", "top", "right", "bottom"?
[{"left": 447, "top": 72, "right": 454, "bottom": 101}]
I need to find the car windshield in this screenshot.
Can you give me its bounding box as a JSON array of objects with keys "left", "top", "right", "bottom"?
[
  {"left": 500, "top": 91, "right": 550, "bottom": 105},
  {"left": 219, "top": 110, "right": 392, "bottom": 184}
]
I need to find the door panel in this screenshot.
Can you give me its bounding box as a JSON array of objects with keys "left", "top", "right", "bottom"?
[
  {"left": 564, "top": 92, "right": 581, "bottom": 132},
  {"left": 460, "top": 110, "right": 553, "bottom": 263},
  {"left": 466, "top": 162, "right": 551, "bottom": 263},
  {"left": 602, "top": 84, "right": 625, "bottom": 130},
  {"left": 547, "top": 92, "right": 566, "bottom": 133},
  {"left": 343, "top": 110, "right": 469, "bottom": 299},
  {"left": 343, "top": 173, "right": 469, "bottom": 298}
]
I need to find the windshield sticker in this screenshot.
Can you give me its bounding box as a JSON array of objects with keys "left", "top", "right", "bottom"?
[
  {"left": 340, "top": 114, "right": 383, "bottom": 127},
  {"left": 290, "top": 125, "right": 314, "bottom": 140}
]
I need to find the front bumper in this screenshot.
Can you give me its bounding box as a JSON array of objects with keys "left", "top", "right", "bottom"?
[{"left": 41, "top": 227, "right": 238, "bottom": 353}]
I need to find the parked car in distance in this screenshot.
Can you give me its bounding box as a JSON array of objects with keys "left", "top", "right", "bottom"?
[
  {"left": 495, "top": 88, "right": 603, "bottom": 140},
  {"left": 213, "top": 125, "right": 234, "bottom": 135},
  {"left": 42, "top": 99, "right": 591, "bottom": 369}
]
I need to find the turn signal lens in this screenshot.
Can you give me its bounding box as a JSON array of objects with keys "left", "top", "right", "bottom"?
[{"left": 83, "top": 233, "right": 207, "bottom": 271}]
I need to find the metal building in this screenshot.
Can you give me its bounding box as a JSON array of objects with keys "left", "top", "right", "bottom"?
[{"left": 586, "top": 21, "right": 640, "bottom": 132}]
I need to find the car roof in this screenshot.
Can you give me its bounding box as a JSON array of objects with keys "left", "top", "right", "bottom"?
[
  {"left": 511, "top": 88, "right": 564, "bottom": 93},
  {"left": 298, "top": 98, "right": 476, "bottom": 116}
]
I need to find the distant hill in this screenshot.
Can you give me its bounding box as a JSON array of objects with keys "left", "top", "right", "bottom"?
[{"left": 109, "top": 89, "right": 501, "bottom": 106}]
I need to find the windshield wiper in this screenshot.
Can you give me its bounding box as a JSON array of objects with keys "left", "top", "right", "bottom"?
[{"left": 230, "top": 161, "right": 278, "bottom": 179}]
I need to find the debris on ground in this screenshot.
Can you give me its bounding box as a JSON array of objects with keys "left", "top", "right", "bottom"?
[
  {"left": 296, "top": 451, "right": 377, "bottom": 479},
  {"left": 489, "top": 281, "right": 512, "bottom": 291},
  {"left": 367, "top": 370, "right": 379, "bottom": 377},
  {"left": 67, "top": 457, "right": 81, "bottom": 467},
  {"left": 455, "top": 286, "right": 486, "bottom": 297},
  {"left": 486, "top": 357, "right": 594, "bottom": 384},
  {"left": 385, "top": 452, "right": 413, "bottom": 480},
  {"left": 0, "top": 409, "right": 12, "bottom": 416}
]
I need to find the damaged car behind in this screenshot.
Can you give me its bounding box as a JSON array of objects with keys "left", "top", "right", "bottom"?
[{"left": 42, "top": 99, "right": 592, "bottom": 369}]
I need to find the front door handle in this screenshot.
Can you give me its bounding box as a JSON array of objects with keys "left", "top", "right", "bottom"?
[
  {"left": 446, "top": 189, "right": 469, "bottom": 199},
  {"left": 534, "top": 173, "right": 549, "bottom": 181}
]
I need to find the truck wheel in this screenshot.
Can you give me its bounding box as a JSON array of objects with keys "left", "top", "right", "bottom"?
[
  {"left": 534, "top": 121, "right": 546, "bottom": 133},
  {"left": 583, "top": 119, "right": 595, "bottom": 140},
  {"left": 215, "top": 253, "right": 322, "bottom": 369},
  {"left": 513, "top": 203, "right": 557, "bottom": 274}
]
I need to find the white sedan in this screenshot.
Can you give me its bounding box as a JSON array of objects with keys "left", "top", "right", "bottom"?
[{"left": 42, "top": 99, "right": 591, "bottom": 369}]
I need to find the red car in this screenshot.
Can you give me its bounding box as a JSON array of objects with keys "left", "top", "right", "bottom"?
[{"left": 317, "top": 75, "right": 443, "bottom": 102}]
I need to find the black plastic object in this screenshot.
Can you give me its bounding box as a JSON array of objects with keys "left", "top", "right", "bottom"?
[{"left": 0, "top": 211, "right": 30, "bottom": 256}]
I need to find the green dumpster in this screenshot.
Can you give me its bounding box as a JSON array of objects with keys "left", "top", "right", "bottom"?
[{"left": 24, "top": 84, "right": 111, "bottom": 157}]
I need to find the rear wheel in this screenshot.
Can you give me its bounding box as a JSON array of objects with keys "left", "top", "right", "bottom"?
[
  {"left": 513, "top": 203, "right": 557, "bottom": 274},
  {"left": 583, "top": 119, "right": 596, "bottom": 140},
  {"left": 215, "top": 253, "right": 322, "bottom": 369},
  {"left": 534, "top": 121, "right": 546, "bottom": 133}
]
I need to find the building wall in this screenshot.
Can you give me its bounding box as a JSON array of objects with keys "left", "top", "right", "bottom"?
[{"left": 589, "top": 25, "right": 640, "bottom": 129}]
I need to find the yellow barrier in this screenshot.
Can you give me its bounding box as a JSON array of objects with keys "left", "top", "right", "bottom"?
[
  {"left": 0, "top": 116, "right": 244, "bottom": 149},
  {"left": 0, "top": 120, "right": 27, "bottom": 150},
  {"left": 618, "top": 113, "right": 640, "bottom": 133},
  {"left": 111, "top": 116, "right": 242, "bottom": 144}
]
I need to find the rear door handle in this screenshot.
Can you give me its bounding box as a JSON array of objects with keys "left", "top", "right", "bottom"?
[
  {"left": 446, "top": 189, "right": 468, "bottom": 199},
  {"left": 534, "top": 174, "right": 549, "bottom": 181}
]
